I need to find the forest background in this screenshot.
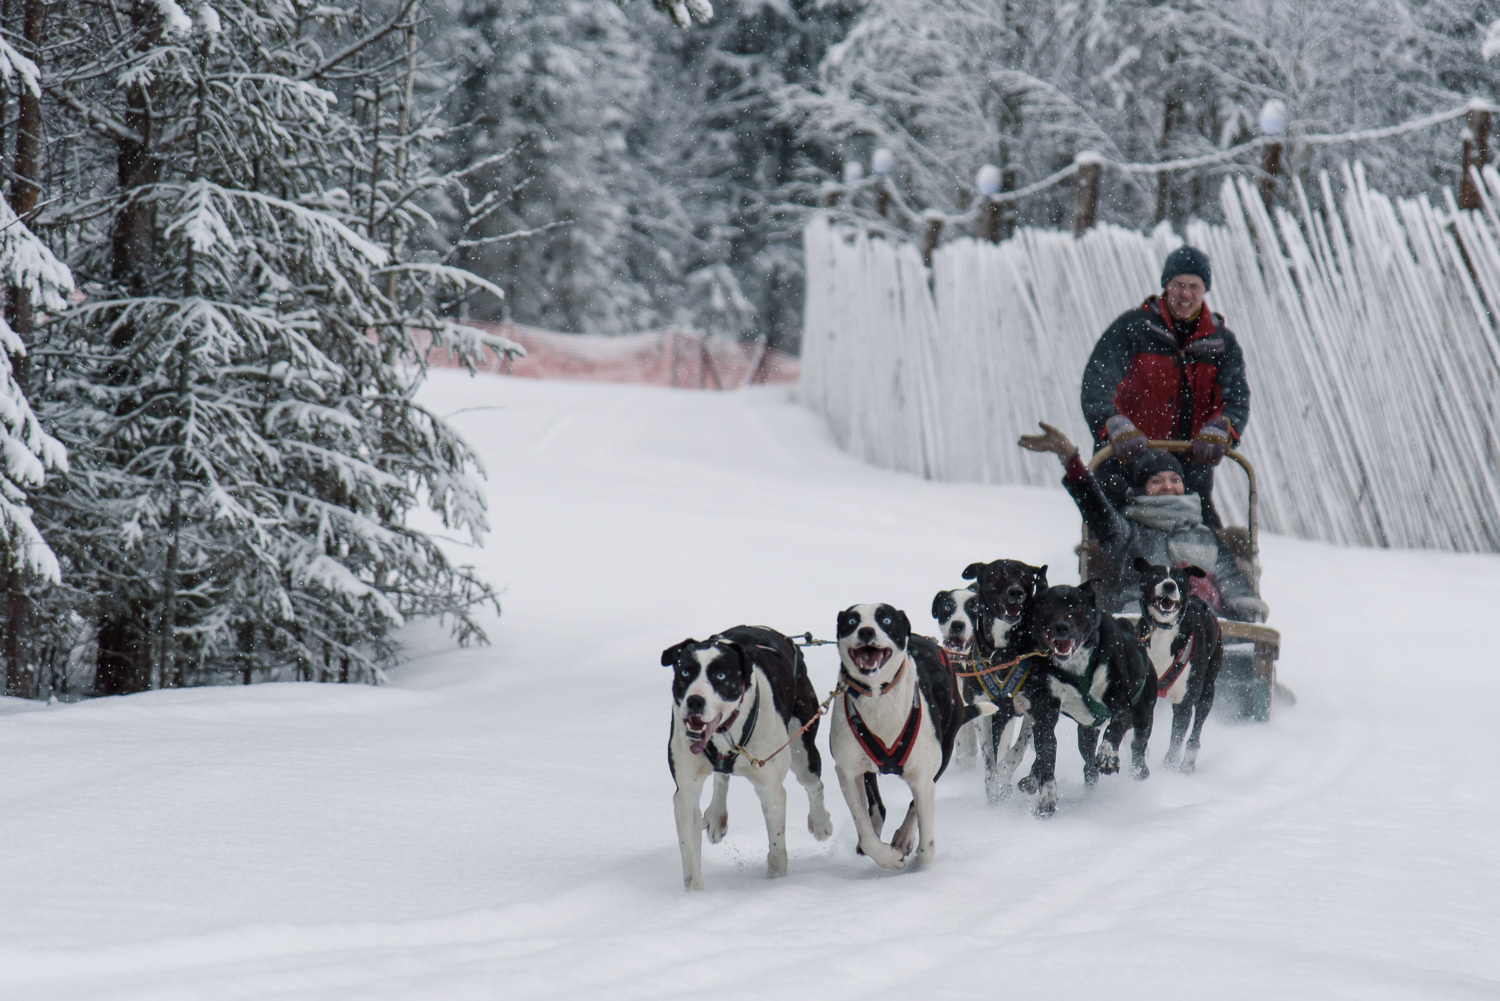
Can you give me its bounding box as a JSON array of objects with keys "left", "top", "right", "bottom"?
[{"left": 0, "top": 0, "right": 1494, "bottom": 699}]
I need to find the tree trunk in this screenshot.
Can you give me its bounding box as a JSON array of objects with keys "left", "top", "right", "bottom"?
[{"left": 94, "top": 0, "right": 164, "bottom": 695}]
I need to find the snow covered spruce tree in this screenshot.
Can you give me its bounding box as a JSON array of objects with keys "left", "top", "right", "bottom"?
[
  {"left": 0, "top": 30, "right": 73, "bottom": 698},
  {"left": 29, "top": 0, "right": 512, "bottom": 693}
]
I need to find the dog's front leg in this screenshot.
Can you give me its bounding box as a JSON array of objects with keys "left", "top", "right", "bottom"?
[
  {"left": 703, "top": 773, "right": 730, "bottom": 843},
  {"left": 1181, "top": 693, "right": 1213, "bottom": 773},
  {"left": 990, "top": 714, "right": 1034, "bottom": 804},
  {"left": 749, "top": 768, "right": 789, "bottom": 878},
  {"left": 908, "top": 777, "right": 938, "bottom": 862},
  {"left": 1164, "top": 701, "right": 1192, "bottom": 768},
  {"left": 836, "top": 766, "right": 906, "bottom": 870},
  {"left": 954, "top": 714, "right": 979, "bottom": 771},
  {"left": 890, "top": 802, "right": 919, "bottom": 857},
  {"left": 789, "top": 727, "right": 834, "bottom": 841},
  {"left": 1019, "top": 701, "right": 1060, "bottom": 816},
  {"left": 1129, "top": 690, "right": 1154, "bottom": 780},
  {"left": 1081, "top": 723, "right": 1106, "bottom": 783},
  {"left": 673, "top": 770, "right": 710, "bottom": 891}
]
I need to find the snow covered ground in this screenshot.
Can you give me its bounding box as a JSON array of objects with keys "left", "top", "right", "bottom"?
[{"left": 3, "top": 372, "right": 1498, "bottom": 1000}]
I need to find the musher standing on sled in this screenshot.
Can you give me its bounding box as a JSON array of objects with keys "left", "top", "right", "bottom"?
[{"left": 1080, "top": 246, "right": 1250, "bottom": 529}]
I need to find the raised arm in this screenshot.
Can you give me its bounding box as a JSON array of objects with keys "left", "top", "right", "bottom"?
[{"left": 1018, "top": 423, "right": 1131, "bottom": 543}]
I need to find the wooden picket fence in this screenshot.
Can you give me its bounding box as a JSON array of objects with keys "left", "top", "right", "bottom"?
[{"left": 801, "top": 164, "right": 1500, "bottom": 552}]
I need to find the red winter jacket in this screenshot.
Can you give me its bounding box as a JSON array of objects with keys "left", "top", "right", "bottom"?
[{"left": 1080, "top": 296, "right": 1250, "bottom": 444}]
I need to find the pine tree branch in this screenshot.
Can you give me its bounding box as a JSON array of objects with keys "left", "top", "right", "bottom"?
[{"left": 298, "top": 0, "right": 421, "bottom": 82}]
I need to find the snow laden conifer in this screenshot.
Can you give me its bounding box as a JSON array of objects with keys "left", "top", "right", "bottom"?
[
  {"left": 33, "top": 0, "right": 512, "bottom": 692},
  {"left": 0, "top": 195, "right": 70, "bottom": 585},
  {"left": 0, "top": 33, "right": 71, "bottom": 698}
]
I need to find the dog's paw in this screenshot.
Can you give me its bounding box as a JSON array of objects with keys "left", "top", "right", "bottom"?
[
  {"left": 1017, "top": 775, "right": 1039, "bottom": 795},
  {"left": 768, "top": 848, "right": 788, "bottom": 878},
  {"left": 684, "top": 875, "right": 705, "bottom": 892},
  {"left": 1083, "top": 765, "right": 1100, "bottom": 787},
  {"left": 703, "top": 808, "right": 728, "bottom": 844},
  {"left": 864, "top": 841, "right": 908, "bottom": 870},
  {"left": 1178, "top": 750, "right": 1197, "bottom": 774},
  {"left": 808, "top": 806, "right": 834, "bottom": 841},
  {"left": 891, "top": 821, "right": 918, "bottom": 857},
  {"left": 1096, "top": 744, "right": 1120, "bottom": 775},
  {"left": 1132, "top": 760, "right": 1150, "bottom": 781},
  {"left": 985, "top": 775, "right": 1014, "bottom": 806},
  {"left": 1033, "top": 781, "right": 1058, "bottom": 817},
  {"left": 1163, "top": 745, "right": 1182, "bottom": 767}
]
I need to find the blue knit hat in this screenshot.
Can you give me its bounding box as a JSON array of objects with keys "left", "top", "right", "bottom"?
[{"left": 1161, "top": 245, "right": 1211, "bottom": 292}]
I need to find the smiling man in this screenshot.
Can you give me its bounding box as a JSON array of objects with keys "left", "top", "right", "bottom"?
[{"left": 1079, "top": 246, "right": 1250, "bottom": 528}]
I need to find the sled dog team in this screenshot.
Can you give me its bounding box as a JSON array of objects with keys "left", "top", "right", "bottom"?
[{"left": 664, "top": 557, "right": 1223, "bottom": 891}]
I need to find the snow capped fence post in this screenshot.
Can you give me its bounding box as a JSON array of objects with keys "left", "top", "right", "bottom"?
[
  {"left": 800, "top": 166, "right": 1500, "bottom": 555},
  {"left": 976, "top": 165, "right": 1002, "bottom": 243},
  {"left": 1259, "top": 101, "right": 1288, "bottom": 210}
]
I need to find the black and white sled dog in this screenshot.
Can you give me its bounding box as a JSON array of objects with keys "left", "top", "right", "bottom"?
[
  {"left": 931, "top": 586, "right": 982, "bottom": 770},
  {"left": 1134, "top": 558, "right": 1224, "bottom": 773},
  {"left": 663, "top": 626, "right": 834, "bottom": 891},
  {"left": 831, "top": 603, "right": 997, "bottom": 869},
  {"left": 960, "top": 560, "right": 1047, "bottom": 803},
  {"left": 1018, "top": 585, "right": 1156, "bottom": 816}
]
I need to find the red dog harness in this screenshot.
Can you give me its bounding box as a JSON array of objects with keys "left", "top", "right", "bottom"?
[
  {"left": 843, "top": 675, "right": 922, "bottom": 776},
  {"left": 1154, "top": 635, "right": 1195, "bottom": 697}
]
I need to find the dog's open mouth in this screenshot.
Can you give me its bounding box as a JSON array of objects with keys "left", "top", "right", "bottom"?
[
  {"left": 1152, "top": 596, "right": 1179, "bottom": 616},
  {"left": 1047, "top": 637, "right": 1078, "bottom": 658},
  {"left": 943, "top": 632, "right": 969, "bottom": 652},
  {"left": 848, "top": 644, "right": 892, "bottom": 674},
  {"left": 684, "top": 712, "right": 724, "bottom": 755}
]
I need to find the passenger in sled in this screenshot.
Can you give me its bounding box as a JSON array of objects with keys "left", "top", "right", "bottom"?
[{"left": 1019, "top": 423, "right": 1268, "bottom": 624}]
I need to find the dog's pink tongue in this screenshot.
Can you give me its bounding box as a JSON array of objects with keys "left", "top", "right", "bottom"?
[{"left": 689, "top": 714, "right": 722, "bottom": 756}]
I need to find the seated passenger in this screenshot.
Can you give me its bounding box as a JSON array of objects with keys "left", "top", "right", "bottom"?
[{"left": 1018, "top": 423, "right": 1269, "bottom": 623}]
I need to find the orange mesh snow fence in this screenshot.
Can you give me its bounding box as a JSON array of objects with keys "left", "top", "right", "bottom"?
[{"left": 419, "top": 322, "right": 799, "bottom": 389}]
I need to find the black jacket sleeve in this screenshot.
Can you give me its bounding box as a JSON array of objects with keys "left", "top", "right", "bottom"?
[
  {"left": 1062, "top": 469, "right": 1132, "bottom": 545},
  {"left": 1216, "top": 325, "right": 1250, "bottom": 437},
  {"left": 1080, "top": 311, "right": 1141, "bottom": 442}
]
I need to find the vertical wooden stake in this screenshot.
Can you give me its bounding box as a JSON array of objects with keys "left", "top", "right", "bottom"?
[
  {"left": 1258, "top": 141, "right": 1283, "bottom": 211},
  {"left": 976, "top": 199, "right": 1000, "bottom": 243},
  {"left": 921, "top": 214, "right": 945, "bottom": 268},
  {"left": 1460, "top": 106, "right": 1491, "bottom": 211},
  {"left": 1072, "top": 153, "right": 1102, "bottom": 236}
]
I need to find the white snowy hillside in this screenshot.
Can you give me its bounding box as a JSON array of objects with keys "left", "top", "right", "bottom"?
[{"left": 1, "top": 372, "right": 1498, "bottom": 1000}]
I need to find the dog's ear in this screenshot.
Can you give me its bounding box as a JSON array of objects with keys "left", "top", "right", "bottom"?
[
  {"left": 1078, "top": 578, "right": 1103, "bottom": 607},
  {"left": 660, "top": 639, "right": 694, "bottom": 667},
  {"left": 961, "top": 562, "right": 985, "bottom": 581},
  {"left": 1132, "top": 556, "right": 1156, "bottom": 576},
  {"left": 891, "top": 608, "right": 912, "bottom": 646},
  {"left": 1183, "top": 564, "right": 1208, "bottom": 579},
  {"left": 1032, "top": 564, "right": 1048, "bottom": 590},
  {"left": 931, "top": 591, "right": 946, "bottom": 618}
]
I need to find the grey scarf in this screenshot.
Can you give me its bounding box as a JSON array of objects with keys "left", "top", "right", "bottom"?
[{"left": 1122, "top": 493, "right": 1204, "bottom": 532}]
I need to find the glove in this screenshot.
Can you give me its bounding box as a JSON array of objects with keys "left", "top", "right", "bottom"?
[
  {"left": 1018, "top": 421, "right": 1078, "bottom": 460},
  {"left": 1192, "top": 417, "right": 1231, "bottom": 465},
  {"left": 1105, "top": 415, "right": 1147, "bottom": 461},
  {"left": 1227, "top": 595, "right": 1269, "bottom": 623}
]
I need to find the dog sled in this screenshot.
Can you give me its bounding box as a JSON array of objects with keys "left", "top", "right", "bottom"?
[{"left": 1079, "top": 441, "right": 1285, "bottom": 721}]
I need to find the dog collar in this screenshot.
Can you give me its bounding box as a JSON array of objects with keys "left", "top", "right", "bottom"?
[
  {"left": 842, "top": 656, "right": 908, "bottom": 698},
  {"left": 704, "top": 690, "right": 760, "bottom": 775}
]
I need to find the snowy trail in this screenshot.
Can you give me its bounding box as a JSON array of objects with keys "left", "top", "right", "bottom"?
[{"left": 2, "top": 373, "right": 1498, "bottom": 999}]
